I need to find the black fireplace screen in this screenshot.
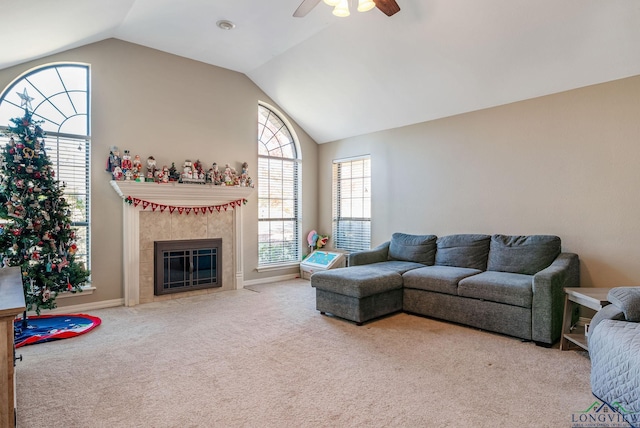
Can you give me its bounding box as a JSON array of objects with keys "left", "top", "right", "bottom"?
[{"left": 154, "top": 239, "right": 222, "bottom": 295}]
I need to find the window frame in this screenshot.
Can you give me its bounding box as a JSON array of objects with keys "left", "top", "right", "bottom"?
[
  {"left": 332, "top": 155, "right": 371, "bottom": 252},
  {"left": 257, "top": 102, "right": 302, "bottom": 268},
  {"left": 0, "top": 63, "right": 91, "bottom": 273}
]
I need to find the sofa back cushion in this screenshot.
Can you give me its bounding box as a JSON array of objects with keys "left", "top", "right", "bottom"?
[
  {"left": 388, "top": 233, "right": 437, "bottom": 265},
  {"left": 435, "top": 234, "right": 491, "bottom": 270},
  {"left": 487, "top": 234, "right": 561, "bottom": 275}
]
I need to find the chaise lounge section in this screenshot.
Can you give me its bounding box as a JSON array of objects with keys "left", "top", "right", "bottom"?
[{"left": 310, "top": 233, "right": 580, "bottom": 346}]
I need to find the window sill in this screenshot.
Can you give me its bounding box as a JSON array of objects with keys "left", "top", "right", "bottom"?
[
  {"left": 56, "top": 286, "right": 96, "bottom": 299},
  {"left": 256, "top": 262, "right": 300, "bottom": 273}
]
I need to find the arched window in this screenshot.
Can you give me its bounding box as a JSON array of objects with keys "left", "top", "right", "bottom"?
[
  {"left": 257, "top": 103, "right": 301, "bottom": 266},
  {"left": 0, "top": 63, "right": 91, "bottom": 268}
]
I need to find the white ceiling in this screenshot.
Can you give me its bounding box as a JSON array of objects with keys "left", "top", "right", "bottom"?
[{"left": 2, "top": 0, "right": 640, "bottom": 143}]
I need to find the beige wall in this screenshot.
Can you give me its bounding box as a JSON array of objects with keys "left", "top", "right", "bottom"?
[
  {"left": 0, "top": 39, "right": 318, "bottom": 308},
  {"left": 3, "top": 37, "right": 640, "bottom": 305},
  {"left": 319, "top": 75, "right": 640, "bottom": 289}
]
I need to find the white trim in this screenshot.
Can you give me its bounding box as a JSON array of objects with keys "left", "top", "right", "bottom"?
[
  {"left": 258, "top": 100, "right": 301, "bottom": 159},
  {"left": 243, "top": 273, "right": 299, "bottom": 287},
  {"left": 332, "top": 154, "right": 371, "bottom": 163},
  {"left": 27, "top": 298, "right": 124, "bottom": 316},
  {"left": 255, "top": 262, "right": 300, "bottom": 273}
]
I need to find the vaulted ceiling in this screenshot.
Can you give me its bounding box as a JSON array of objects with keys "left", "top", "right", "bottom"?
[{"left": 3, "top": 0, "right": 640, "bottom": 143}]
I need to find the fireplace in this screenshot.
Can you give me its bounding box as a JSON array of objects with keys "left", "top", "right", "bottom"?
[
  {"left": 110, "top": 181, "right": 254, "bottom": 306},
  {"left": 154, "top": 239, "right": 222, "bottom": 296}
]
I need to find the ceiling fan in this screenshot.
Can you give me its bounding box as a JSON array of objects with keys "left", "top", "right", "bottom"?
[{"left": 294, "top": 0, "right": 400, "bottom": 18}]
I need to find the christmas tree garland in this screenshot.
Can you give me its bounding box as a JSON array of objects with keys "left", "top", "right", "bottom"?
[{"left": 123, "top": 196, "right": 248, "bottom": 214}]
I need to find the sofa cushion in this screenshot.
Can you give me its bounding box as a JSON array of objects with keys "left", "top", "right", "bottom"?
[
  {"left": 388, "top": 233, "right": 437, "bottom": 265},
  {"left": 487, "top": 234, "right": 560, "bottom": 275},
  {"left": 371, "top": 260, "right": 427, "bottom": 275},
  {"left": 403, "top": 266, "right": 482, "bottom": 296},
  {"left": 310, "top": 265, "right": 403, "bottom": 298},
  {"left": 458, "top": 271, "right": 533, "bottom": 308},
  {"left": 435, "top": 234, "right": 491, "bottom": 270}
]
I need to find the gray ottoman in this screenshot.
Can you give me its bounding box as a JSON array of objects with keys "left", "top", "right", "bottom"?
[{"left": 310, "top": 266, "right": 404, "bottom": 325}]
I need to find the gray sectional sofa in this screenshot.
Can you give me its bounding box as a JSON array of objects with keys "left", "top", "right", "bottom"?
[{"left": 310, "top": 233, "right": 580, "bottom": 346}]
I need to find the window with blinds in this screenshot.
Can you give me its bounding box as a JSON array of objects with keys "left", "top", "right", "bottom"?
[
  {"left": 257, "top": 104, "right": 301, "bottom": 265},
  {"left": 0, "top": 64, "right": 91, "bottom": 269},
  {"left": 332, "top": 156, "right": 371, "bottom": 252}
]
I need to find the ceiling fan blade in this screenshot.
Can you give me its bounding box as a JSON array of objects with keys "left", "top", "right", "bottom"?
[
  {"left": 375, "top": 0, "right": 400, "bottom": 16},
  {"left": 294, "top": 0, "right": 322, "bottom": 17}
]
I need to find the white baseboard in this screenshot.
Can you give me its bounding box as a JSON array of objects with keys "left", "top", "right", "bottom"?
[
  {"left": 27, "top": 298, "right": 125, "bottom": 316},
  {"left": 243, "top": 273, "right": 299, "bottom": 287}
]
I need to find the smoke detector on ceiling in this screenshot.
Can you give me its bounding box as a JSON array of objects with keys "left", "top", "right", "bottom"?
[{"left": 216, "top": 20, "right": 236, "bottom": 30}]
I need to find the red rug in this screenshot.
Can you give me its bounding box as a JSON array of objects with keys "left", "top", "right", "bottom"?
[{"left": 14, "top": 314, "right": 101, "bottom": 348}]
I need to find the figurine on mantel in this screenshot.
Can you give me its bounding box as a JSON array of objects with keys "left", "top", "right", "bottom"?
[
  {"left": 106, "top": 146, "right": 121, "bottom": 175},
  {"left": 208, "top": 162, "right": 221, "bottom": 184},
  {"left": 121, "top": 150, "right": 132, "bottom": 172},
  {"left": 159, "top": 165, "right": 170, "bottom": 183},
  {"left": 181, "top": 159, "right": 205, "bottom": 183},
  {"left": 239, "top": 162, "right": 253, "bottom": 187},
  {"left": 133, "top": 154, "right": 142, "bottom": 173},
  {"left": 182, "top": 159, "right": 193, "bottom": 180},
  {"left": 112, "top": 166, "right": 123, "bottom": 181},
  {"left": 169, "top": 163, "right": 179, "bottom": 181},
  {"left": 145, "top": 156, "right": 156, "bottom": 182}
]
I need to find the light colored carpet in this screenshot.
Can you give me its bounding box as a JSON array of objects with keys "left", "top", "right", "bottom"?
[{"left": 16, "top": 279, "right": 594, "bottom": 427}]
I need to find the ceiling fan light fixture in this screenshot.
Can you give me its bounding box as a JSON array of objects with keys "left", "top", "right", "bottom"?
[
  {"left": 357, "top": 0, "right": 376, "bottom": 12},
  {"left": 323, "top": 0, "right": 340, "bottom": 6},
  {"left": 332, "top": 0, "right": 350, "bottom": 17}
]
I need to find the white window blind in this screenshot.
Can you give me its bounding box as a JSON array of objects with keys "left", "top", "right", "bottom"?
[
  {"left": 332, "top": 156, "right": 371, "bottom": 252},
  {"left": 257, "top": 104, "right": 301, "bottom": 265}
]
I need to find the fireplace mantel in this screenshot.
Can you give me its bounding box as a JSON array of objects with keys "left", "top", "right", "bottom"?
[
  {"left": 110, "top": 181, "right": 254, "bottom": 206},
  {"left": 110, "top": 181, "right": 254, "bottom": 307}
]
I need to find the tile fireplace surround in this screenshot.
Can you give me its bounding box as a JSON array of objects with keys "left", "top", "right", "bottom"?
[{"left": 111, "top": 181, "right": 254, "bottom": 306}]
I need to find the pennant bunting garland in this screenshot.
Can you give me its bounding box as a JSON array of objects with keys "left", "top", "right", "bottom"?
[{"left": 121, "top": 196, "right": 247, "bottom": 215}]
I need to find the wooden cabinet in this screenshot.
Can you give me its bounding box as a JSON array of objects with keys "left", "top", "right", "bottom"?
[{"left": 0, "top": 267, "right": 25, "bottom": 427}]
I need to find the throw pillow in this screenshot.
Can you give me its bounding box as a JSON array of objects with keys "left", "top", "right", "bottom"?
[
  {"left": 487, "top": 234, "right": 561, "bottom": 275},
  {"left": 388, "top": 233, "right": 437, "bottom": 265},
  {"left": 435, "top": 234, "right": 491, "bottom": 270}
]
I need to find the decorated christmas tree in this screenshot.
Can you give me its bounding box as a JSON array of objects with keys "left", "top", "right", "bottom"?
[{"left": 0, "top": 109, "right": 90, "bottom": 316}]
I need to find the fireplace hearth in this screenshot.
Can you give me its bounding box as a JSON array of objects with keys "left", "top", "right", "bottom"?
[{"left": 154, "top": 239, "right": 222, "bottom": 296}]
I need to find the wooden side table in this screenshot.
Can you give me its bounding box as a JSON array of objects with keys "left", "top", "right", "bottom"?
[{"left": 560, "top": 287, "right": 611, "bottom": 351}]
